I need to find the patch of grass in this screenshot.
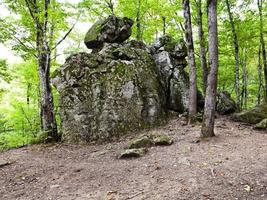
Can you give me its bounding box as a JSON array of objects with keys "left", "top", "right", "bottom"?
[{"left": 0, "top": 131, "right": 40, "bottom": 152}]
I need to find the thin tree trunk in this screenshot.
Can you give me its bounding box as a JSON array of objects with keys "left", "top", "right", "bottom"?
[
  {"left": 162, "top": 16, "right": 166, "bottom": 35},
  {"left": 196, "top": 0, "right": 208, "bottom": 94},
  {"left": 26, "top": 83, "right": 31, "bottom": 105},
  {"left": 241, "top": 49, "right": 247, "bottom": 110},
  {"left": 183, "top": 0, "right": 197, "bottom": 123},
  {"left": 258, "top": 0, "right": 267, "bottom": 102},
  {"left": 34, "top": 0, "right": 58, "bottom": 141},
  {"left": 258, "top": 44, "right": 263, "bottom": 104},
  {"left": 226, "top": 0, "right": 240, "bottom": 111},
  {"left": 201, "top": 0, "right": 218, "bottom": 138},
  {"left": 136, "top": 0, "right": 142, "bottom": 41}
]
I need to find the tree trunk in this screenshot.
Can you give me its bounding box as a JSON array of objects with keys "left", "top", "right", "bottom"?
[
  {"left": 196, "top": 0, "right": 208, "bottom": 94},
  {"left": 258, "top": 44, "right": 263, "bottom": 104},
  {"left": 258, "top": 0, "right": 267, "bottom": 102},
  {"left": 241, "top": 49, "right": 247, "bottom": 110},
  {"left": 226, "top": 0, "right": 240, "bottom": 111},
  {"left": 201, "top": 0, "right": 218, "bottom": 138},
  {"left": 183, "top": 0, "right": 197, "bottom": 123},
  {"left": 163, "top": 16, "right": 166, "bottom": 35},
  {"left": 35, "top": 0, "right": 58, "bottom": 142},
  {"left": 37, "top": 42, "right": 58, "bottom": 142},
  {"left": 136, "top": 0, "right": 142, "bottom": 41}
]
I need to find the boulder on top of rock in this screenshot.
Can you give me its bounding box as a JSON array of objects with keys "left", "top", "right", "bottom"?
[
  {"left": 232, "top": 104, "right": 267, "bottom": 124},
  {"left": 84, "top": 16, "right": 134, "bottom": 49},
  {"left": 216, "top": 91, "right": 237, "bottom": 115}
]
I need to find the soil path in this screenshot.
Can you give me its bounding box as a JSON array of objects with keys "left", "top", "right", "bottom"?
[{"left": 0, "top": 116, "right": 266, "bottom": 200}]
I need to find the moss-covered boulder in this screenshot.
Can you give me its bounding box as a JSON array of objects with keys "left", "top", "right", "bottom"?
[
  {"left": 129, "top": 136, "right": 153, "bottom": 149},
  {"left": 84, "top": 16, "right": 133, "bottom": 49},
  {"left": 128, "top": 134, "right": 173, "bottom": 149},
  {"left": 255, "top": 118, "right": 267, "bottom": 130},
  {"left": 232, "top": 104, "right": 267, "bottom": 124},
  {"left": 151, "top": 134, "right": 173, "bottom": 146},
  {"left": 53, "top": 43, "right": 166, "bottom": 143}
]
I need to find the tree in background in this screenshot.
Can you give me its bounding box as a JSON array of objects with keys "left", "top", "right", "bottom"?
[
  {"left": 226, "top": 0, "right": 240, "bottom": 111},
  {"left": 183, "top": 0, "right": 197, "bottom": 123},
  {"left": 258, "top": 0, "right": 267, "bottom": 102},
  {"left": 1, "top": 0, "right": 80, "bottom": 141},
  {"left": 201, "top": 0, "right": 219, "bottom": 137},
  {"left": 196, "top": 0, "right": 208, "bottom": 94}
]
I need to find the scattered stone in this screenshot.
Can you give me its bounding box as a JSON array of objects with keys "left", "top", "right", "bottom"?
[
  {"left": 255, "top": 118, "right": 267, "bottom": 130},
  {"left": 216, "top": 91, "right": 237, "bottom": 115},
  {"left": 119, "top": 148, "right": 148, "bottom": 159},
  {"left": 129, "top": 136, "right": 154, "bottom": 149},
  {"left": 0, "top": 159, "right": 10, "bottom": 168},
  {"left": 178, "top": 157, "right": 191, "bottom": 166},
  {"left": 151, "top": 134, "right": 173, "bottom": 146},
  {"left": 232, "top": 104, "right": 267, "bottom": 124},
  {"left": 84, "top": 16, "right": 134, "bottom": 50}
]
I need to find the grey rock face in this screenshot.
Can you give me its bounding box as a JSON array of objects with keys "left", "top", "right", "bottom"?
[
  {"left": 152, "top": 35, "right": 202, "bottom": 113},
  {"left": 84, "top": 16, "right": 134, "bottom": 49},
  {"left": 53, "top": 43, "right": 166, "bottom": 143},
  {"left": 216, "top": 91, "right": 237, "bottom": 115}
]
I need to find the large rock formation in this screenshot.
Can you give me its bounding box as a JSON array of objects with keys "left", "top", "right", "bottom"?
[
  {"left": 53, "top": 16, "right": 204, "bottom": 143},
  {"left": 152, "top": 35, "right": 204, "bottom": 113},
  {"left": 53, "top": 43, "right": 166, "bottom": 143}
]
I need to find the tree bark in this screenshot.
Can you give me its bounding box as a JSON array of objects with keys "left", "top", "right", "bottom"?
[
  {"left": 258, "top": 44, "right": 263, "bottom": 104},
  {"left": 136, "top": 0, "right": 142, "bottom": 41},
  {"left": 27, "top": 0, "right": 59, "bottom": 141},
  {"left": 241, "top": 49, "right": 247, "bottom": 110},
  {"left": 258, "top": 0, "right": 267, "bottom": 102},
  {"left": 162, "top": 16, "right": 166, "bottom": 35},
  {"left": 226, "top": 0, "right": 240, "bottom": 111},
  {"left": 183, "top": 0, "right": 198, "bottom": 123},
  {"left": 201, "top": 0, "right": 218, "bottom": 138},
  {"left": 196, "top": 0, "right": 208, "bottom": 94}
]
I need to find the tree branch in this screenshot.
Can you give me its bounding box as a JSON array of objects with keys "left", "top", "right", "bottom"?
[{"left": 52, "top": 16, "right": 80, "bottom": 50}]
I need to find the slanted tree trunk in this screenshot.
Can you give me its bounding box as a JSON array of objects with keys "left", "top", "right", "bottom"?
[
  {"left": 226, "top": 0, "right": 240, "bottom": 111},
  {"left": 258, "top": 44, "right": 263, "bottom": 104},
  {"left": 258, "top": 0, "right": 267, "bottom": 102},
  {"left": 201, "top": 0, "right": 218, "bottom": 138},
  {"left": 26, "top": 0, "right": 59, "bottom": 142},
  {"left": 136, "top": 0, "right": 142, "bottom": 41},
  {"left": 196, "top": 0, "right": 208, "bottom": 94},
  {"left": 183, "top": 0, "right": 197, "bottom": 123}
]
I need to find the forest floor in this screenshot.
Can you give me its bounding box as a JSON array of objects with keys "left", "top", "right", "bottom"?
[{"left": 0, "top": 116, "right": 267, "bottom": 200}]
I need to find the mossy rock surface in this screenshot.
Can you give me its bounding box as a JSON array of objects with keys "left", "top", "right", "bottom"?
[
  {"left": 119, "top": 148, "right": 148, "bottom": 159},
  {"left": 84, "top": 16, "right": 133, "bottom": 49},
  {"left": 255, "top": 118, "right": 267, "bottom": 130},
  {"left": 129, "top": 136, "right": 153, "bottom": 149},
  {"left": 151, "top": 134, "right": 173, "bottom": 146},
  {"left": 232, "top": 104, "right": 267, "bottom": 124},
  {"left": 53, "top": 43, "right": 166, "bottom": 143}
]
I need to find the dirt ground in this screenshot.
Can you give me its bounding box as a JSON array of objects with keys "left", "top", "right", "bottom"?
[{"left": 0, "top": 116, "right": 267, "bottom": 200}]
